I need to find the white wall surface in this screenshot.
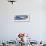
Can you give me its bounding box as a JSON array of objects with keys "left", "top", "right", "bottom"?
[{"left": 0, "top": 0, "right": 46, "bottom": 41}]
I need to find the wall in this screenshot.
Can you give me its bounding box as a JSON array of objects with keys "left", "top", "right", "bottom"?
[{"left": 0, "top": 0, "right": 46, "bottom": 41}]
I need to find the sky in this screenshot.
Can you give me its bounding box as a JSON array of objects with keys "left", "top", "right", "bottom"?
[{"left": 0, "top": 0, "right": 46, "bottom": 42}]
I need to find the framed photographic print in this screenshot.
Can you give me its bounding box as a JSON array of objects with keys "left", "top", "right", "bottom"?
[{"left": 14, "top": 15, "right": 30, "bottom": 22}]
